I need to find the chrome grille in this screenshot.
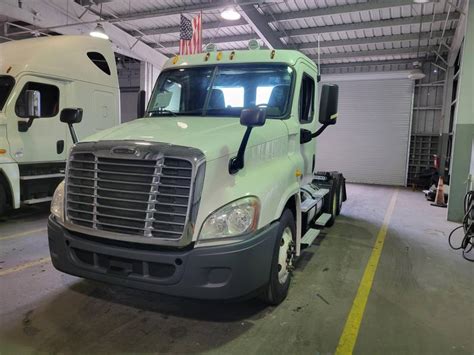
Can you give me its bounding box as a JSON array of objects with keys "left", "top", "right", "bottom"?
[{"left": 66, "top": 151, "right": 193, "bottom": 240}]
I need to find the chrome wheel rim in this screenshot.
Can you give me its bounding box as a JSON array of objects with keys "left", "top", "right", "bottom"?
[{"left": 278, "top": 227, "right": 293, "bottom": 284}]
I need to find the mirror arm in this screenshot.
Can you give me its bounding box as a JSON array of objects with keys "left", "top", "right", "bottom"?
[
  {"left": 229, "top": 126, "right": 253, "bottom": 175},
  {"left": 312, "top": 123, "right": 329, "bottom": 138},
  {"left": 18, "top": 118, "right": 35, "bottom": 133},
  {"left": 68, "top": 123, "right": 78, "bottom": 144}
]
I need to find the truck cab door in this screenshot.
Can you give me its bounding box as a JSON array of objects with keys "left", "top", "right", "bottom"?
[
  {"left": 6, "top": 76, "right": 67, "bottom": 163},
  {"left": 298, "top": 67, "right": 318, "bottom": 177}
]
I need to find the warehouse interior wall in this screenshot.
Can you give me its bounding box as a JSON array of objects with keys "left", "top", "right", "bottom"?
[
  {"left": 140, "top": 61, "right": 160, "bottom": 104},
  {"left": 118, "top": 59, "right": 140, "bottom": 123},
  {"left": 448, "top": 2, "right": 474, "bottom": 222}
]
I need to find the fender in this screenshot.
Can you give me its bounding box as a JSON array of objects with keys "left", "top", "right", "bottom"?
[
  {"left": 0, "top": 162, "right": 20, "bottom": 209},
  {"left": 275, "top": 185, "right": 302, "bottom": 256}
]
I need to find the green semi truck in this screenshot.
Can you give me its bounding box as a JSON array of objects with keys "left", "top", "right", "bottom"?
[{"left": 48, "top": 47, "right": 346, "bottom": 304}]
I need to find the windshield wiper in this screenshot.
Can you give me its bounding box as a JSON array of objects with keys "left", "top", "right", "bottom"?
[{"left": 148, "top": 109, "right": 177, "bottom": 117}]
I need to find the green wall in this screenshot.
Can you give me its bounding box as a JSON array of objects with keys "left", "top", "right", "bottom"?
[{"left": 448, "top": 2, "right": 474, "bottom": 222}]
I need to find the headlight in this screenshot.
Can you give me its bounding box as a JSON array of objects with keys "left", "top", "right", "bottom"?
[
  {"left": 198, "top": 196, "right": 260, "bottom": 241},
  {"left": 51, "top": 180, "right": 65, "bottom": 223}
]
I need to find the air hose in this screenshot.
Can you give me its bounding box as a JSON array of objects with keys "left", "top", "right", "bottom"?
[{"left": 448, "top": 190, "right": 474, "bottom": 262}]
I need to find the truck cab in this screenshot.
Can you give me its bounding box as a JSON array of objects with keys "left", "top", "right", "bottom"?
[
  {"left": 48, "top": 47, "right": 345, "bottom": 305},
  {"left": 0, "top": 36, "right": 120, "bottom": 214}
]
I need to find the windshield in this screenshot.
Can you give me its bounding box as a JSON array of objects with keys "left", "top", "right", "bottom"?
[
  {"left": 147, "top": 64, "right": 294, "bottom": 118},
  {"left": 0, "top": 76, "right": 15, "bottom": 112}
]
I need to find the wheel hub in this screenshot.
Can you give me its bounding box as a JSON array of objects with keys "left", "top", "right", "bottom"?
[{"left": 278, "top": 227, "right": 294, "bottom": 284}]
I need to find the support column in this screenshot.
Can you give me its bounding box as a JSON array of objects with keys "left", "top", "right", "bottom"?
[
  {"left": 140, "top": 61, "right": 160, "bottom": 103},
  {"left": 448, "top": 2, "right": 474, "bottom": 222}
]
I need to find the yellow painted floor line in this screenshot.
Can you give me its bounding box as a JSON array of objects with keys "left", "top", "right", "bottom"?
[
  {"left": 335, "top": 190, "right": 399, "bottom": 355},
  {"left": 0, "top": 257, "right": 51, "bottom": 277},
  {"left": 0, "top": 227, "right": 47, "bottom": 241}
]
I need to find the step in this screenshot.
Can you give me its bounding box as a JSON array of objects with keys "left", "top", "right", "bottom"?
[
  {"left": 301, "top": 228, "right": 320, "bottom": 248},
  {"left": 20, "top": 173, "right": 64, "bottom": 181},
  {"left": 23, "top": 196, "right": 53, "bottom": 205},
  {"left": 315, "top": 213, "right": 332, "bottom": 227}
]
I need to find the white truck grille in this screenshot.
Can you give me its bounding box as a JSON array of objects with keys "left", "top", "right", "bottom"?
[{"left": 66, "top": 151, "right": 193, "bottom": 240}]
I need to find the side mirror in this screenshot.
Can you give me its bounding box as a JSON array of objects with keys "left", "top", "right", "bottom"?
[
  {"left": 240, "top": 107, "right": 266, "bottom": 127},
  {"left": 60, "top": 108, "right": 83, "bottom": 124},
  {"left": 60, "top": 108, "right": 83, "bottom": 144},
  {"left": 26, "top": 90, "right": 41, "bottom": 118},
  {"left": 137, "top": 90, "right": 146, "bottom": 118},
  {"left": 229, "top": 108, "right": 267, "bottom": 175},
  {"left": 319, "top": 84, "right": 338, "bottom": 125}
]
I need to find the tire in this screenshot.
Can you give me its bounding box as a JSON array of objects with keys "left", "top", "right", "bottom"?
[
  {"left": 0, "top": 183, "right": 7, "bottom": 217},
  {"left": 260, "top": 209, "right": 296, "bottom": 305},
  {"left": 323, "top": 179, "right": 338, "bottom": 227}
]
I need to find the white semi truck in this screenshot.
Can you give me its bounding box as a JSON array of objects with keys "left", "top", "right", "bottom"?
[
  {"left": 0, "top": 36, "right": 120, "bottom": 215},
  {"left": 48, "top": 47, "right": 346, "bottom": 304}
]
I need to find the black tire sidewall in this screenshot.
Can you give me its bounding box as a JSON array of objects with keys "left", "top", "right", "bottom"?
[
  {"left": 265, "top": 209, "right": 296, "bottom": 305},
  {"left": 0, "top": 184, "right": 7, "bottom": 216},
  {"left": 335, "top": 175, "right": 343, "bottom": 216},
  {"left": 324, "top": 179, "right": 337, "bottom": 227}
]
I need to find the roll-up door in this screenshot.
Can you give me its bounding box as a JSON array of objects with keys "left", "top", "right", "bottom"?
[{"left": 316, "top": 75, "right": 414, "bottom": 186}]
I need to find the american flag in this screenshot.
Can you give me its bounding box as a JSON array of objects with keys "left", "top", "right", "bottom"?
[{"left": 179, "top": 14, "right": 202, "bottom": 55}]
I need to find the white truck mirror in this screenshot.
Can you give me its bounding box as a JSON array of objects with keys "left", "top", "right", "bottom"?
[{"left": 25, "top": 90, "right": 41, "bottom": 118}]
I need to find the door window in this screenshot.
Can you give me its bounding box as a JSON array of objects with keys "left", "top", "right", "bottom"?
[
  {"left": 15, "top": 82, "right": 60, "bottom": 118},
  {"left": 299, "top": 74, "right": 315, "bottom": 124}
]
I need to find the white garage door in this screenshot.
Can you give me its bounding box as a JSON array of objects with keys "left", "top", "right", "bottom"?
[{"left": 315, "top": 74, "right": 414, "bottom": 186}]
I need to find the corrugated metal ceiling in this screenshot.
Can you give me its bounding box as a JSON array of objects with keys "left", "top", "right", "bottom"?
[
  {"left": 90, "top": 0, "right": 462, "bottom": 66},
  {"left": 1, "top": 0, "right": 464, "bottom": 68}
]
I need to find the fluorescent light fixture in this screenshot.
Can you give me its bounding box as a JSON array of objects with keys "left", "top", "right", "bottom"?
[
  {"left": 221, "top": 7, "right": 241, "bottom": 21},
  {"left": 408, "top": 69, "right": 426, "bottom": 80},
  {"left": 90, "top": 23, "right": 109, "bottom": 40},
  {"left": 413, "top": 0, "right": 431, "bottom": 3}
]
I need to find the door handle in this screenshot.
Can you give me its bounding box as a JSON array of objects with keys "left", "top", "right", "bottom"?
[{"left": 57, "top": 140, "right": 64, "bottom": 154}]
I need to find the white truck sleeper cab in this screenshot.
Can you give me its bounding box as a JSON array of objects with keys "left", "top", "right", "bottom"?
[
  {"left": 0, "top": 36, "right": 120, "bottom": 215},
  {"left": 47, "top": 48, "right": 346, "bottom": 305}
]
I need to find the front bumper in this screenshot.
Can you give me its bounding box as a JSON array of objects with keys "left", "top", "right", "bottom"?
[{"left": 48, "top": 216, "right": 279, "bottom": 300}]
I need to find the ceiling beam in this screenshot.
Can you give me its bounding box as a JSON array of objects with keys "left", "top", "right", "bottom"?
[
  {"left": 447, "top": 0, "right": 469, "bottom": 66},
  {"left": 130, "top": 18, "right": 247, "bottom": 38},
  {"left": 269, "top": 0, "right": 415, "bottom": 22},
  {"left": 310, "top": 45, "right": 447, "bottom": 61},
  {"left": 153, "top": 33, "right": 257, "bottom": 50},
  {"left": 100, "top": 0, "right": 244, "bottom": 23},
  {"left": 320, "top": 58, "right": 421, "bottom": 69},
  {"left": 157, "top": 14, "right": 457, "bottom": 50},
  {"left": 239, "top": 4, "right": 285, "bottom": 49},
  {"left": 286, "top": 13, "right": 460, "bottom": 38},
  {"left": 0, "top": 0, "right": 169, "bottom": 68},
  {"left": 297, "top": 30, "right": 455, "bottom": 50}
]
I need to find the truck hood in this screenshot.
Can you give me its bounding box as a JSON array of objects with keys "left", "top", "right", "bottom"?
[{"left": 83, "top": 117, "right": 289, "bottom": 161}]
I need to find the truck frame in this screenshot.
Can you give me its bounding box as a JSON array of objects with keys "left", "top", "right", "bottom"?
[{"left": 47, "top": 47, "right": 346, "bottom": 304}]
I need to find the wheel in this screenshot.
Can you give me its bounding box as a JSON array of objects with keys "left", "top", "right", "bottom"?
[
  {"left": 0, "top": 183, "right": 7, "bottom": 217},
  {"left": 260, "top": 209, "right": 296, "bottom": 305},
  {"left": 323, "top": 179, "right": 338, "bottom": 227}
]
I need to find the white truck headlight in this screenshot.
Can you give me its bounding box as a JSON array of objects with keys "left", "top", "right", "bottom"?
[
  {"left": 50, "top": 180, "right": 65, "bottom": 222},
  {"left": 198, "top": 196, "right": 260, "bottom": 241}
]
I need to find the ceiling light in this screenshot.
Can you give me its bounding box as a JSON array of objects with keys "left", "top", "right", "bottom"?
[
  {"left": 408, "top": 61, "right": 426, "bottom": 80},
  {"left": 413, "top": 0, "right": 431, "bottom": 3},
  {"left": 221, "top": 7, "right": 241, "bottom": 21},
  {"left": 90, "top": 23, "right": 109, "bottom": 40}
]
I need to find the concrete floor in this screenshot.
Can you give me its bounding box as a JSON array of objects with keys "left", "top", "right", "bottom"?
[{"left": 0, "top": 184, "right": 472, "bottom": 354}]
